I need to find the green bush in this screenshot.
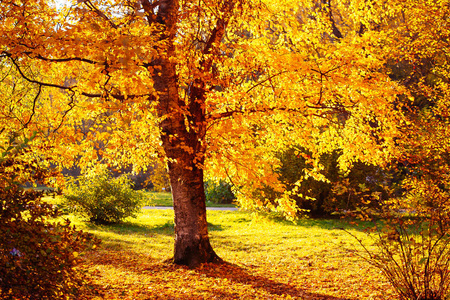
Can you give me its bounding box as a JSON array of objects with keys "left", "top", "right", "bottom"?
[
  {"left": 205, "top": 180, "right": 236, "bottom": 204},
  {"left": 0, "top": 134, "right": 98, "bottom": 299},
  {"left": 64, "top": 167, "right": 144, "bottom": 224},
  {"left": 259, "top": 147, "right": 386, "bottom": 217}
]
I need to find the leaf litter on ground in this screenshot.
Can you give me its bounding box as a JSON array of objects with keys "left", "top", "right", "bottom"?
[{"left": 68, "top": 209, "right": 395, "bottom": 299}]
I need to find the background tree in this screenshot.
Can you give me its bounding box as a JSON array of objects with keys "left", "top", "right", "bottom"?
[
  {"left": 342, "top": 2, "right": 450, "bottom": 298},
  {"left": 249, "top": 147, "right": 387, "bottom": 218},
  {"left": 1, "top": 0, "right": 412, "bottom": 267}
]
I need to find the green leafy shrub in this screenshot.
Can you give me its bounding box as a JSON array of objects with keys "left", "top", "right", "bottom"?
[
  {"left": 257, "top": 147, "right": 386, "bottom": 217},
  {"left": 0, "top": 134, "right": 98, "bottom": 299},
  {"left": 205, "top": 180, "right": 236, "bottom": 204},
  {"left": 64, "top": 167, "right": 144, "bottom": 224}
]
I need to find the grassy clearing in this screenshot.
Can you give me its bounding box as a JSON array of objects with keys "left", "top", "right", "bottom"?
[
  {"left": 142, "top": 191, "right": 236, "bottom": 207},
  {"left": 62, "top": 209, "right": 395, "bottom": 299},
  {"left": 142, "top": 191, "right": 174, "bottom": 206},
  {"left": 43, "top": 191, "right": 236, "bottom": 208}
]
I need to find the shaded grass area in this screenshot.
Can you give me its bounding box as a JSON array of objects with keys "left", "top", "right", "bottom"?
[
  {"left": 43, "top": 191, "right": 236, "bottom": 208},
  {"left": 61, "top": 210, "right": 395, "bottom": 299},
  {"left": 142, "top": 191, "right": 236, "bottom": 207}
]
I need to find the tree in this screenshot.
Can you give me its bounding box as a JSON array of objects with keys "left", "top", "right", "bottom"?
[
  {"left": 1, "top": 0, "right": 412, "bottom": 266},
  {"left": 342, "top": 2, "right": 450, "bottom": 298}
]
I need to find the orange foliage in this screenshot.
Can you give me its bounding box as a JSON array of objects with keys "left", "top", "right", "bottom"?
[
  {"left": 1, "top": 0, "right": 412, "bottom": 202},
  {"left": 1, "top": 0, "right": 449, "bottom": 265}
]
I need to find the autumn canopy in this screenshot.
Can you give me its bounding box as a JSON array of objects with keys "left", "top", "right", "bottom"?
[{"left": 1, "top": 0, "right": 449, "bottom": 266}]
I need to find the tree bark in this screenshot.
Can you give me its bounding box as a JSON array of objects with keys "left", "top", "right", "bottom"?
[
  {"left": 151, "top": 0, "right": 220, "bottom": 268},
  {"left": 157, "top": 89, "right": 221, "bottom": 267},
  {"left": 168, "top": 154, "right": 221, "bottom": 267}
]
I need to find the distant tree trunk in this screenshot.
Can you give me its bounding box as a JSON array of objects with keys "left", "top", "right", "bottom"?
[{"left": 152, "top": 0, "right": 220, "bottom": 267}]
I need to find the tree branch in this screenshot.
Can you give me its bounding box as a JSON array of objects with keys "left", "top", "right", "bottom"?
[
  {"left": 207, "top": 106, "right": 308, "bottom": 123},
  {"left": 200, "top": 0, "right": 235, "bottom": 71},
  {"left": 29, "top": 53, "right": 102, "bottom": 65},
  {"left": 52, "top": 91, "right": 76, "bottom": 134},
  {"left": 3, "top": 44, "right": 102, "bottom": 65},
  {"left": 10, "top": 57, "right": 78, "bottom": 91},
  {"left": 208, "top": 98, "right": 354, "bottom": 123},
  {"left": 82, "top": 0, "right": 118, "bottom": 29},
  {"left": 321, "top": 0, "right": 342, "bottom": 39},
  {"left": 8, "top": 55, "right": 150, "bottom": 101},
  {"left": 141, "top": 0, "right": 160, "bottom": 25},
  {"left": 358, "top": 22, "right": 366, "bottom": 36},
  {"left": 23, "top": 84, "right": 41, "bottom": 129},
  {"left": 185, "top": 0, "right": 236, "bottom": 134},
  {"left": 245, "top": 71, "right": 287, "bottom": 94}
]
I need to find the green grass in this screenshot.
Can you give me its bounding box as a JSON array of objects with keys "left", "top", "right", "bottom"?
[
  {"left": 44, "top": 191, "right": 236, "bottom": 208},
  {"left": 65, "top": 209, "right": 393, "bottom": 299},
  {"left": 142, "top": 191, "right": 173, "bottom": 206},
  {"left": 139, "top": 191, "right": 237, "bottom": 207},
  {"left": 39, "top": 191, "right": 393, "bottom": 298}
]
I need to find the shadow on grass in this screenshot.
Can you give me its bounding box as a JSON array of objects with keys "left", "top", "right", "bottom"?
[
  {"left": 85, "top": 220, "right": 226, "bottom": 237},
  {"left": 197, "top": 261, "right": 350, "bottom": 300},
  {"left": 83, "top": 248, "right": 351, "bottom": 300},
  {"left": 84, "top": 221, "right": 174, "bottom": 235}
]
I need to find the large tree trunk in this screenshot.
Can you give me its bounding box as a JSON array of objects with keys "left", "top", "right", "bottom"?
[
  {"left": 151, "top": 0, "right": 220, "bottom": 268},
  {"left": 158, "top": 87, "right": 220, "bottom": 267},
  {"left": 158, "top": 97, "right": 221, "bottom": 267},
  {"left": 167, "top": 152, "right": 221, "bottom": 267}
]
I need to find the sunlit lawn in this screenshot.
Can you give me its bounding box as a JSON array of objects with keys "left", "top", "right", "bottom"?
[
  {"left": 142, "top": 191, "right": 236, "bottom": 208},
  {"left": 43, "top": 191, "right": 236, "bottom": 208},
  {"left": 59, "top": 208, "right": 396, "bottom": 300}
]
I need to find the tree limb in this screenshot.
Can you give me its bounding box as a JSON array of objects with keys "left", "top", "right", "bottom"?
[
  {"left": 207, "top": 106, "right": 309, "bottom": 123},
  {"left": 8, "top": 55, "right": 151, "bottom": 101},
  {"left": 321, "top": 0, "right": 342, "bottom": 39},
  {"left": 52, "top": 91, "right": 76, "bottom": 133},
  {"left": 28, "top": 53, "right": 102, "bottom": 65},
  {"left": 200, "top": 0, "right": 235, "bottom": 71},
  {"left": 141, "top": 0, "right": 160, "bottom": 25},
  {"left": 245, "top": 71, "right": 288, "bottom": 94},
  {"left": 23, "top": 85, "right": 41, "bottom": 129},
  {"left": 83, "top": 0, "right": 118, "bottom": 29}
]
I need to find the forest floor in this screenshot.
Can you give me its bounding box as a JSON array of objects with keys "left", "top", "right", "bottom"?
[{"left": 58, "top": 207, "right": 397, "bottom": 300}]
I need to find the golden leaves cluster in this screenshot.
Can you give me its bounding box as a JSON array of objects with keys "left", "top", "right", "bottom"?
[{"left": 1, "top": 0, "right": 448, "bottom": 216}]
